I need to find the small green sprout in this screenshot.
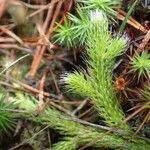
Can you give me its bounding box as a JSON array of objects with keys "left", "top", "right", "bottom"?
[{"left": 131, "top": 52, "right": 150, "bottom": 79}]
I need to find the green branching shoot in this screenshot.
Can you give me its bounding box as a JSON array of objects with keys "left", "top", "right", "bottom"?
[
  {"left": 53, "top": 18, "right": 76, "bottom": 48},
  {"left": 9, "top": 92, "right": 150, "bottom": 150},
  {"left": 53, "top": 7, "right": 90, "bottom": 47},
  {"left": 9, "top": 92, "right": 37, "bottom": 112},
  {"left": 68, "top": 7, "right": 90, "bottom": 46},
  {"left": 62, "top": 13, "right": 129, "bottom": 130},
  {"left": 54, "top": 0, "right": 121, "bottom": 47}
]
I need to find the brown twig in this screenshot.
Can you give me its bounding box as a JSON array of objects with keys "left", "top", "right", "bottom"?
[
  {"left": 0, "top": 27, "right": 24, "bottom": 45},
  {"left": 36, "top": 68, "right": 49, "bottom": 112},
  {"left": 11, "top": 78, "right": 61, "bottom": 99},
  {"left": 49, "top": 68, "right": 61, "bottom": 94},
  {"left": 125, "top": 105, "right": 145, "bottom": 122},
  {"left": 0, "top": 44, "right": 32, "bottom": 53},
  {"left": 29, "top": 0, "right": 63, "bottom": 77},
  {"left": 0, "top": 0, "right": 7, "bottom": 21}
]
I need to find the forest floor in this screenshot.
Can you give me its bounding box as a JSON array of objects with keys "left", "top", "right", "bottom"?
[{"left": 0, "top": 0, "right": 150, "bottom": 150}]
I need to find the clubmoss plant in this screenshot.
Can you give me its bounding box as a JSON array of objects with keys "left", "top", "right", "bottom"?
[
  {"left": 61, "top": 12, "right": 129, "bottom": 130},
  {"left": 9, "top": 92, "right": 150, "bottom": 150},
  {"left": 131, "top": 52, "right": 150, "bottom": 79},
  {"left": 53, "top": 1, "right": 122, "bottom": 47},
  {"left": 53, "top": 19, "right": 76, "bottom": 48},
  {"left": 1, "top": 0, "right": 149, "bottom": 149},
  {"left": 53, "top": 7, "right": 91, "bottom": 48}
]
